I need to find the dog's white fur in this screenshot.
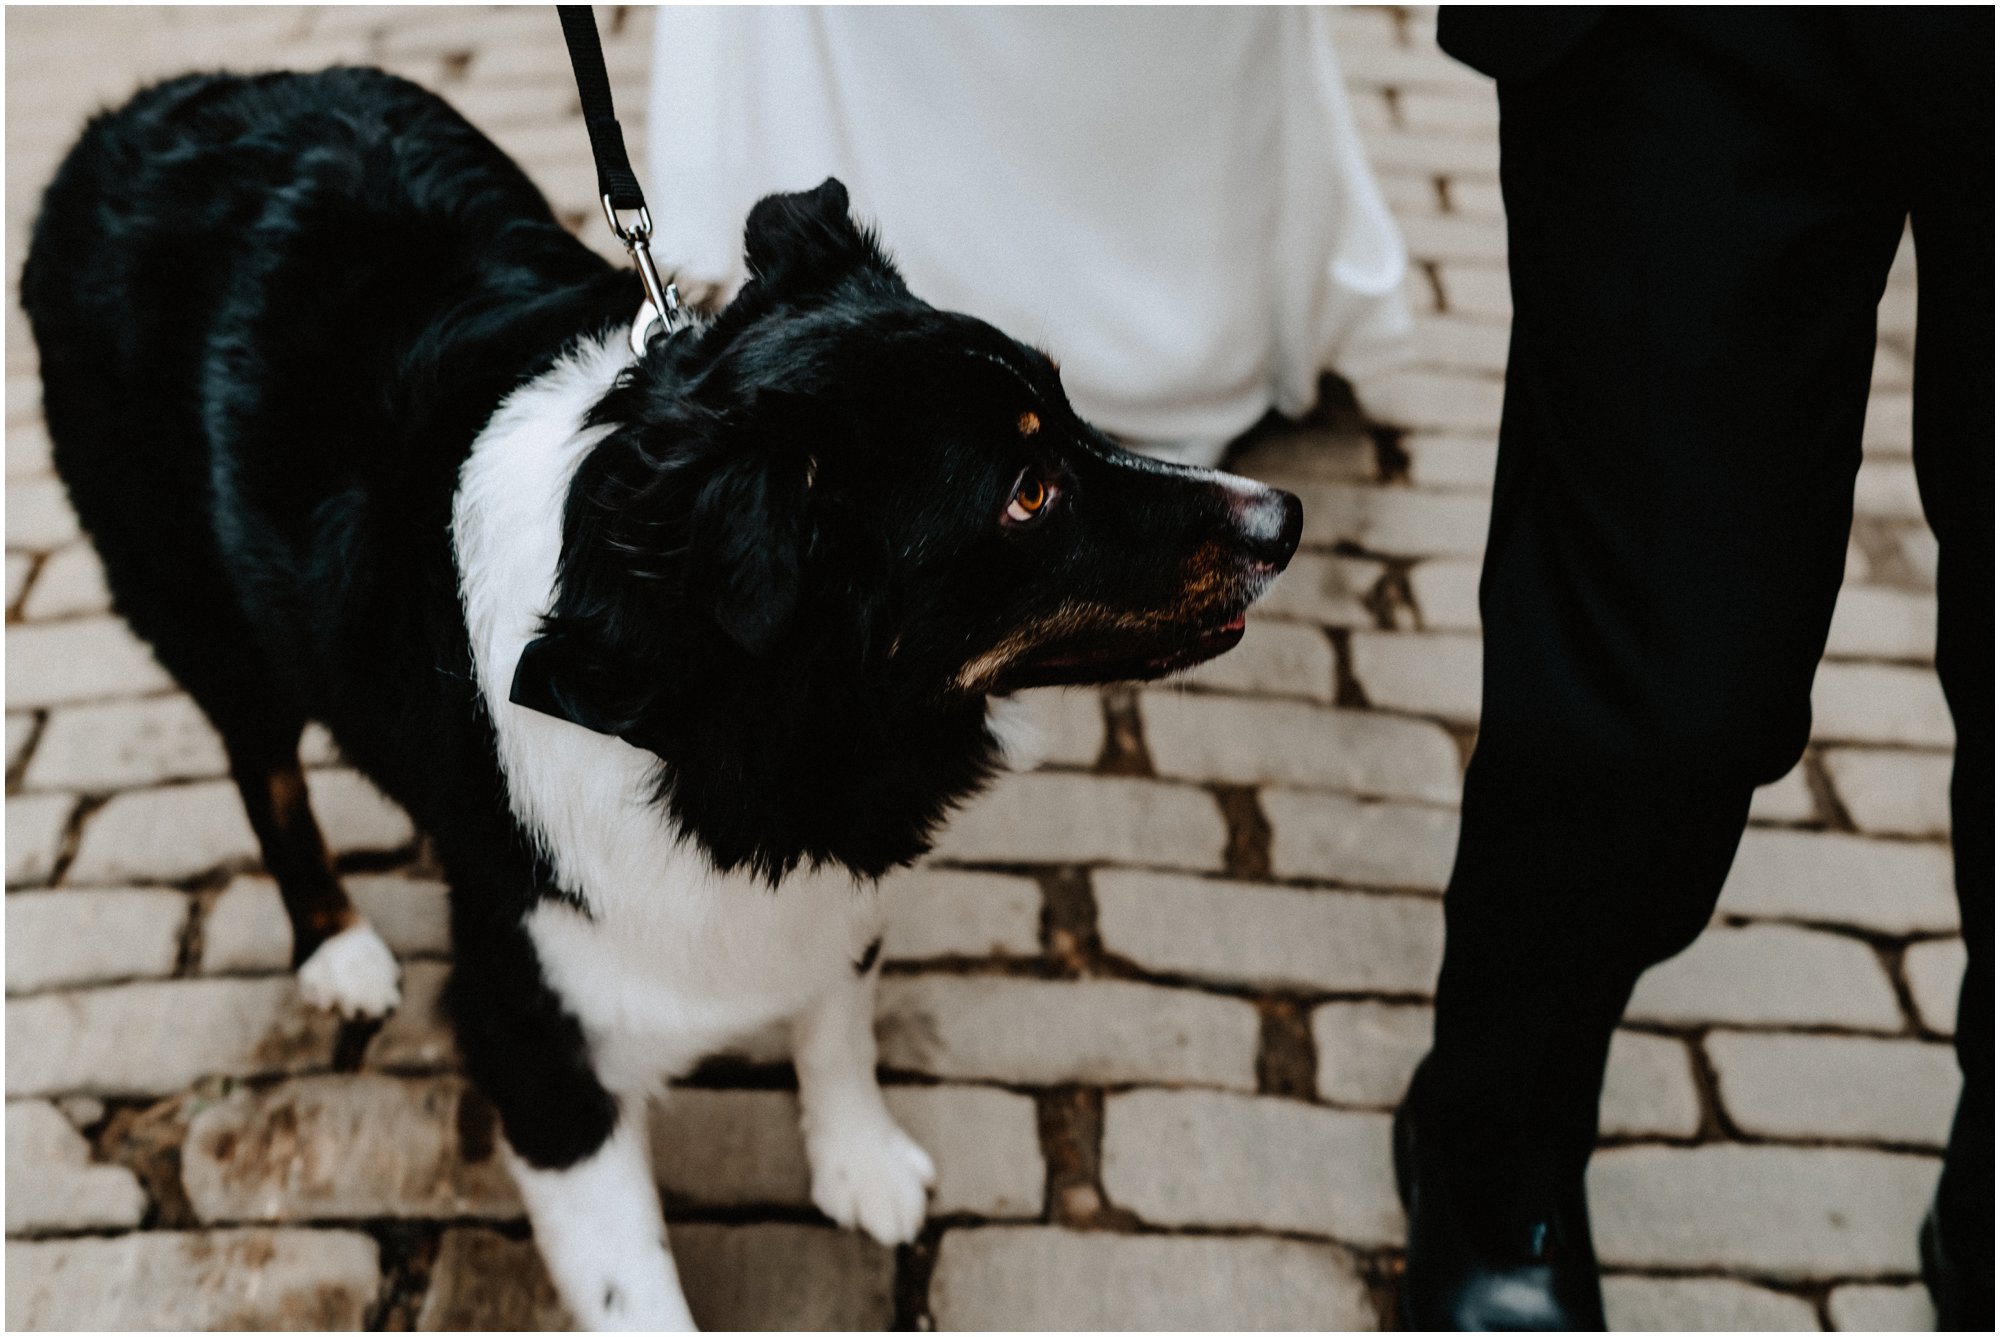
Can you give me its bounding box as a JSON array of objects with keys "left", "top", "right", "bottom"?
[
  {"left": 448, "top": 332, "right": 936, "bottom": 1329},
  {"left": 505, "top": 1101, "right": 696, "bottom": 1331},
  {"left": 296, "top": 920, "right": 402, "bottom": 1018}
]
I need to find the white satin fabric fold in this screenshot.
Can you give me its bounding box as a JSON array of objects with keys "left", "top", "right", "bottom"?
[{"left": 648, "top": 7, "right": 1409, "bottom": 464}]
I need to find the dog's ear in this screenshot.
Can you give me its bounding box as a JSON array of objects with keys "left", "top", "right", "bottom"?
[
  {"left": 509, "top": 630, "right": 645, "bottom": 738},
  {"left": 743, "top": 178, "right": 876, "bottom": 294},
  {"left": 684, "top": 395, "right": 821, "bottom": 656}
]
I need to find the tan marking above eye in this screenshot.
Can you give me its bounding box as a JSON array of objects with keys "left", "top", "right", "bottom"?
[{"left": 1018, "top": 411, "right": 1041, "bottom": 436}]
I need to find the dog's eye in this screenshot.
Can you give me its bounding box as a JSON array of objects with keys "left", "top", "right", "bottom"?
[{"left": 1005, "top": 477, "right": 1055, "bottom": 525}]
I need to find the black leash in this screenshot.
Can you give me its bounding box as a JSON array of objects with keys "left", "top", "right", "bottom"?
[{"left": 557, "top": 5, "right": 681, "bottom": 354}]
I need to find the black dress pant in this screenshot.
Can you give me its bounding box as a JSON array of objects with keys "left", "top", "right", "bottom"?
[{"left": 1416, "top": 6, "right": 1992, "bottom": 1297}]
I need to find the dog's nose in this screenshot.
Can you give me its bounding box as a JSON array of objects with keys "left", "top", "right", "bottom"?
[{"left": 1229, "top": 485, "right": 1303, "bottom": 571}]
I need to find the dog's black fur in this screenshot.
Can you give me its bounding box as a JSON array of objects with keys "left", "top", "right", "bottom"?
[
  {"left": 22, "top": 68, "right": 1298, "bottom": 1173},
  {"left": 24, "top": 66, "right": 642, "bottom": 1164}
]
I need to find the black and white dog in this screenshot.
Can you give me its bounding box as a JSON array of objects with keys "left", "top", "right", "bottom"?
[{"left": 23, "top": 68, "right": 1300, "bottom": 1329}]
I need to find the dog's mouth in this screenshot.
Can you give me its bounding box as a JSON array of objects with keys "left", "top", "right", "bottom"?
[{"left": 999, "top": 613, "right": 1248, "bottom": 691}]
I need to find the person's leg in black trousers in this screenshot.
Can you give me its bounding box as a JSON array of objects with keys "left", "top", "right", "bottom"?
[
  {"left": 1898, "top": 14, "right": 1996, "bottom": 1322},
  {"left": 1394, "top": 11, "right": 1990, "bottom": 1329}
]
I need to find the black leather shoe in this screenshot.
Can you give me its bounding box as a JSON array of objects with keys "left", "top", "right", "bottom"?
[
  {"left": 1394, "top": 1091, "right": 1607, "bottom": 1330},
  {"left": 1922, "top": 1195, "right": 1994, "bottom": 1331}
]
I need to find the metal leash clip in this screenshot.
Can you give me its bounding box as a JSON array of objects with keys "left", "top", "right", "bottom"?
[{"left": 602, "top": 195, "right": 685, "bottom": 357}]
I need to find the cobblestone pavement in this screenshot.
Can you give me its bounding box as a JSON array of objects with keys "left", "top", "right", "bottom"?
[{"left": 5, "top": 7, "right": 1956, "bottom": 1331}]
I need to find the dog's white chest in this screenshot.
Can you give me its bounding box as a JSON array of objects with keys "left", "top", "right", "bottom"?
[
  {"left": 525, "top": 855, "right": 885, "bottom": 1077},
  {"left": 452, "top": 332, "right": 886, "bottom": 1077}
]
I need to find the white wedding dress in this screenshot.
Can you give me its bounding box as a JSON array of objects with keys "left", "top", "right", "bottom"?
[{"left": 647, "top": 7, "right": 1409, "bottom": 465}]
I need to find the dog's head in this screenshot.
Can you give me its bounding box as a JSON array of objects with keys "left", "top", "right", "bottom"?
[{"left": 514, "top": 179, "right": 1301, "bottom": 877}]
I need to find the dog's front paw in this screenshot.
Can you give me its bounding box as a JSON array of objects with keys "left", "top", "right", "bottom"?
[
  {"left": 297, "top": 921, "right": 402, "bottom": 1019},
  {"left": 806, "top": 1114, "right": 936, "bottom": 1246}
]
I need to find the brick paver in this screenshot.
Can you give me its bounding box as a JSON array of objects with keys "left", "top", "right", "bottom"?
[
  {"left": 879, "top": 866, "right": 1048, "bottom": 962},
  {"left": 6, "top": 886, "right": 186, "bottom": 993},
  {"left": 1822, "top": 747, "right": 1955, "bottom": 838},
  {"left": 181, "top": 1074, "right": 521, "bottom": 1223},
  {"left": 1094, "top": 870, "right": 1443, "bottom": 993},
  {"left": 1263, "top": 787, "right": 1461, "bottom": 888},
  {"left": 1827, "top": 1283, "right": 1938, "bottom": 1332},
  {"left": 1099, "top": 1089, "right": 1402, "bottom": 1244},
  {"left": 1140, "top": 692, "right": 1463, "bottom": 802},
  {"left": 876, "top": 976, "right": 1261, "bottom": 1089},
  {"left": 1718, "top": 828, "right": 1959, "bottom": 934},
  {"left": 1706, "top": 1033, "right": 1959, "bottom": 1148},
  {"left": 1176, "top": 617, "right": 1338, "bottom": 701},
  {"left": 926, "top": 772, "right": 1229, "bottom": 870},
  {"left": 4, "top": 792, "right": 76, "bottom": 886},
  {"left": 200, "top": 874, "right": 451, "bottom": 972},
  {"left": 1812, "top": 662, "right": 1956, "bottom": 748},
  {"left": 6, "top": 1099, "right": 147, "bottom": 1233},
  {"left": 7, "top": 976, "right": 342, "bottom": 1098},
  {"left": 1347, "top": 629, "right": 1484, "bottom": 722},
  {"left": 929, "top": 1227, "right": 1376, "bottom": 1331},
  {"left": 5, "top": 617, "right": 173, "bottom": 709},
  {"left": 1254, "top": 550, "right": 1388, "bottom": 626},
  {"left": 417, "top": 1224, "right": 899, "bottom": 1331},
  {"left": 649, "top": 1084, "right": 1046, "bottom": 1219},
  {"left": 1904, "top": 938, "right": 1966, "bottom": 1036},
  {"left": 1590, "top": 1144, "right": 1937, "bottom": 1277},
  {"left": 1602, "top": 1277, "right": 1820, "bottom": 1332},
  {"left": 4, "top": 5, "right": 1958, "bottom": 1330},
  {"left": 6, "top": 1229, "right": 382, "bottom": 1330},
  {"left": 16, "top": 542, "right": 109, "bottom": 620},
  {"left": 1627, "top": 924, "right": 1906, "bottom": 1031},
  {"left": 1751, "top": 764, "right": 1820, "bottom": 825}
]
